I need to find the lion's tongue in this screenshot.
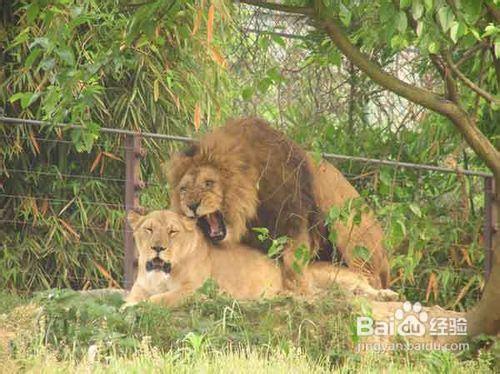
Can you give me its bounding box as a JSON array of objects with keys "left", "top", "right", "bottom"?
[{"left": 206, "top": 213, "right": 221, "bottom": 237}]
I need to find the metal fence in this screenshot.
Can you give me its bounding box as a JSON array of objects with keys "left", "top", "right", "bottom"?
[{"left": 0, "top": 116, "right": 495, "bottom": 292}]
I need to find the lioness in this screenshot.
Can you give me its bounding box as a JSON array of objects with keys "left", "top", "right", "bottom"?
[
  {"left": 125, "top": 210, "right": 398, "bottom": 307},
  {"left": 125, "top": 210, "right": 283, "bottom": 306}
]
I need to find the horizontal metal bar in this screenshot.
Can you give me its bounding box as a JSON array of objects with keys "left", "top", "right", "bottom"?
[
  {"left": 1, "top": 115, "right": 493, "bottom": 178},
  {"left": 321, "top": 153, "right": 492, "bottom": 178},
  {"left": 0, "top": 116, "right": 194, "bottom": 142}
]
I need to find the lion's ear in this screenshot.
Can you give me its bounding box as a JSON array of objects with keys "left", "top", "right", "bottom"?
[{"left": 127, "top": 210, "right": 144, "bottom": 231}]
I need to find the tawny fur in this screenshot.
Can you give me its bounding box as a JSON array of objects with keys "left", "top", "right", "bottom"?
[
  {"left": 125, "top": 210, "right": 283, "bottom": 306},
  {"left": 168, "top": 117, "right": 390, "bottom": 290},
  {"left": 124, "top": 210, "right": 398, "bottom": 307},
  {"left": 168, "top": 118, "right": 323, "bottom": 291},
  {"left": 308, "top": 158, "right": 391, "bottom": 288}
]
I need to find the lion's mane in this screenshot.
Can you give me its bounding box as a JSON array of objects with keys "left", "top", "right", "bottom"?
[{"left": 168, "top": 117, "right": 325, "bottom": 251}]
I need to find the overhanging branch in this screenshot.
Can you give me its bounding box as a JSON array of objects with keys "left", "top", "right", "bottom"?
[
  {"left": 237, "top": 0, "right": 500, "bottom": 175},
  {"left": 444, "top": 51, "right": 500, "bottom": 106}
]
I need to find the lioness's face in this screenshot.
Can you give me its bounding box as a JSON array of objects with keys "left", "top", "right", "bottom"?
[
  {"left": 177, "top": 166, "right": 227, "bottom": 242},
  {"left": 128, "top": 210, "right": 197, "bottom": 275}
]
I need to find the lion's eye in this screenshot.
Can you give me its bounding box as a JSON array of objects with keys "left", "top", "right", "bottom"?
[
  {"left": 179, "top": 186, "right": 187, "bottom": 193},
  {"left": 204, "top": 180, "right": 214, "bottom": 188},
  {"left": 169, "top": 229, "right": 179, "bottom": 236},
  {"left": 145, "top": 227, "right": 153, "bottom": 233}
]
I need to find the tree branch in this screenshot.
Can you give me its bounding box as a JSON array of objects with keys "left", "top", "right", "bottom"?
[
  {"left": 237, "top": 0, "right": 500, "bottom": 176},
  {"left": 316, "top": 14, "right": 500, "bottom": 174},
  {"left": 444, "top": 51, "right": 500, "bottom": 106},
  {"left": 456, "top": 41, "right": 488, "bottom": 67},
  {"left": 395, "top": 0, "right": 459, "bottom": 103}
]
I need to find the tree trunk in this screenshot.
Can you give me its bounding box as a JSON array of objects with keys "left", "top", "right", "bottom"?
[{"left": 466, "top": 177, "right": 500, "bottom": 336}]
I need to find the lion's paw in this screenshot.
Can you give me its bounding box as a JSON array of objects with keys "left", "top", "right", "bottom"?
[{"left": 120, "top": 300, "right": 139, "bottom": 310}]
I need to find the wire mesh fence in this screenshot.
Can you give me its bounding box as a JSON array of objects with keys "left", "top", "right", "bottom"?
[{"left": 0, "top": 116, "right": 494, "bottom": 310}]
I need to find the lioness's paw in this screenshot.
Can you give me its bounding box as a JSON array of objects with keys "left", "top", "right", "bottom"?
[
  {"left": 120, "top": 300, "right": 139, "bottom": 310},
  {"left": 376, "top": 289, "right": 399, "bottom": 301}
]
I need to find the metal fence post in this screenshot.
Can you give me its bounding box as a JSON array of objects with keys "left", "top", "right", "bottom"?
[
  {"left": 483, "top": 176, "right": 494, "bottom": 280},
  {"left": 124, "top": 133, "right": 144, "bottom": 289}
]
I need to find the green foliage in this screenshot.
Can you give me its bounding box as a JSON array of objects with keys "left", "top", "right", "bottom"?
[
  {"left": 8, "top": 286, "right": 354, "bottom": 362},
  {"left": 252, "top": 227, "right": 290, "bottom": 259},
  {"left": 1, "top": 290, "right": 497, "bottom": 371},
  {"left": 231, "top": 0, "right": 496, "bottom": 310},
  {"left": 0, "top": 0, "right": 233, "bottom": 290},
  {"left": 1, "top": 0, "right": 496, "bottom": 314}
]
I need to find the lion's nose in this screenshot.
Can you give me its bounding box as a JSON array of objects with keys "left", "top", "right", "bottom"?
[
  {"left": 188, "top": 202, "right": 200, "bottom": 214},
  {"left": 151, "top": 245, "right": 165, "bottom": 254}
]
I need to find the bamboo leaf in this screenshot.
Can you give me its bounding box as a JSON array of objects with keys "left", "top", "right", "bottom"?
[
  {"left": 207, "top": 3, "right": 215, "bottom": 43},
  {"left": 90, "top": 152, "right": 103, "bottom": 172},
  {"left": 193, "top": 102, "right": 201, "bottom": 132},
  {"left": 209, "top": 45, "right": 227, "bottom": 68},
  {"left": 192, "top": 7, "right": 202, "bottom": 36}
]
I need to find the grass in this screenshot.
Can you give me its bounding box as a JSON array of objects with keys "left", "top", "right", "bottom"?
[{"left": 0, "top": 285, "right": 498, "bottom": 373}]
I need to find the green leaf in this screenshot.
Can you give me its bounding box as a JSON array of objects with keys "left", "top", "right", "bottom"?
[
  {"left": 328, "top": 229, "right": 338, "bottom": 244},
  {"left": 266, "top": 67, "right": 282, "bottom": 83},
  {"left": 397, "top": 12, "right": 407, "bottom": 33},
  {"left": 24, "top": 48, "right": 42, "bottom": 68},
  {"left": 26, "top": 3, "right": 40, "bottom": 24},
  {"left": 438, "top": 6, "right": 454, "bottom": 33},
  {"left": 327, "top": 206, "right": 341, "bottom": 224},
  {"left": 428, "top": 41, "right": 440, "bottom": 54},
  {"left": 391, "top": 219, "right": 407, "bottom": 243},
  {"left": 424, "top": 0, "right": 433, "bottom": 12},
  {"left": 9, "top": 92, "right": 28, "bottom": 103},
  {"left": 450, "top": 21, "right": 467, "bottom": 43},
  {"left": 412, "top": 0, "right": 424, "bottom": 20},
  {"left": 409, "top": 203, "right": 422, "bottom": 217},
  {"left": 339, "top": 3, "right": 352, "bottom": 27},
  {"left": 271, "top": 34, "right": 286, "bottom": 47},
  {"left": 252, "top": 227, "right": 269, "bottom": 242},
  {"left": 462, "top": 0, "right": 482, "bottom": 24},
  {"left": 10, "top": 92, "right": 40, "bottom": 109},
  {"left": 257, "top": 77, "right": 272, "bottom": 94},
  {"left": 56, "top": 47, "right": 75, "bottom": 65},
  {"left": 495, "top": 36, "right": 500, "bottom": 58},
  {"left": 483, "top": 24, "right": 499, "bottom": 38},
  {"left": 241, "top": 87, "right": 254, "bottom": 101},
  {"left": 400, "top": 0, "right": 411, "bottom": 9}
]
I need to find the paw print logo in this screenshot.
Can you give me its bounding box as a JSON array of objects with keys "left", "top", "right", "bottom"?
[{"left": 394, "top": 301, "right": 428, "bottom": 337}]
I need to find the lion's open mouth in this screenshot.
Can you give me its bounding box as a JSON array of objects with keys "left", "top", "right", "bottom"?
[
  {"left": 146, "top": 257, "right": 172, "bottom": 273},
  {"left": 197, "top": 211, "right": 226, "bottom": 242}
]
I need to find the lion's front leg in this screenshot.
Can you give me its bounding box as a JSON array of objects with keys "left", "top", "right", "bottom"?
[
  {"left": 149, "top": 287, "right": 194, "bottom": 307},
  {"left": 281, "top": 230, "right": 314, "bottom": 294},
  {"left": 123, "top": 282, "right": 150, "bottom": 307}
]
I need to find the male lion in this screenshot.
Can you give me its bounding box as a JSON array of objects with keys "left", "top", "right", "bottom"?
[
  {"left": 168, "top": 117, "right": 390, "bottom": 290},
  {"left": 168, "top": 117, "right": 324, "bottom": 290},
  {"left": 124, "top": 210, "right": 397, "bottom": 307}
]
